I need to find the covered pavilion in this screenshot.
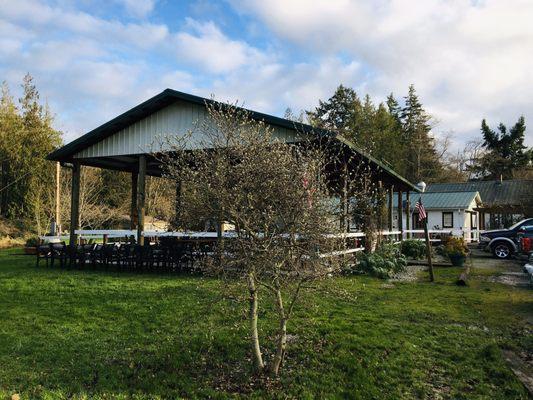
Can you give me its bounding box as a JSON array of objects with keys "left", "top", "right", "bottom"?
[{"left": 47, "top": 89, "right": 419, "bottom": 248}]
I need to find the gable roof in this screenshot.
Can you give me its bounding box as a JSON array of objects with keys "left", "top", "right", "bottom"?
[
  {"left": 426, "top": 180, "right": 533, "bottom": 208},
  {"left": 47, "top": 88, "right": 419, "bottom": 191},
  {"left": 47, "top": 89, "right": 317, "bottom": 162},
  {"left": 393, "top": 191, "right": 481, "bottom": 210}
]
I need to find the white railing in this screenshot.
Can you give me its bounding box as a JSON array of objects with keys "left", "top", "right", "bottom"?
[
  {"left": 402, "top": 228, "right": 479, "bottom": 243},
  {"left": 38, "top": 228, "right": 479, "bottom": 259}
]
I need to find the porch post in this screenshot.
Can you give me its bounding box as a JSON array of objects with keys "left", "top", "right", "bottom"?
[
  {"left": 377, "top": 181, "right": 383, "bottom": 243},
  {"left": 137, "top": 155, "right": 146, "bottom": 245},
  {"left": 340, "top": 162, "right": 349, "bottom": 233},
  {"left": 388, "top": 185, "right": 394, "bottom": 232},
  {"left": 130, "top": 172, "right": 138, "bottom": 230},
  {"left": 175, "top": 180, "right": 182, "bottom": 229},
  {"left": 55, "top": 162, "right": 61, "bottom": 235},
  {"left": 397, "top": 190, "right": 403, "bottom": 241},
  {"left": 69, "top": 161, "right": 81, "bottom": 250},
  {"left": 405, "top": 190, "right": 411, "bottom": 239}
]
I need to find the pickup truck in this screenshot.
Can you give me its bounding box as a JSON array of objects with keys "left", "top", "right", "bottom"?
[{"left": 478, "top": 218, "right": 533, "bottom": 259}]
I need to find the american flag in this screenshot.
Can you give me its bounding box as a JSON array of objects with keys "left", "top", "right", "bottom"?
[{"left": 415, "top": 197, "right": 427, "bottom": 221}]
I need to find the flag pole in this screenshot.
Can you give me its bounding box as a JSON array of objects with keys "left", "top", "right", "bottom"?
[
  {"left": 422, "top": 214, "right": 435, "bottom": 282},
  {"left": 416, "top": 196, "right": 434, "bottom": 282}
]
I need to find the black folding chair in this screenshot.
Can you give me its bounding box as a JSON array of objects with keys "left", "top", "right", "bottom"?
[
  {"left": 50, "top": 242, "right": 68, "bottom": 268},
  {"left": 134, "top": 244, "right": 154, "bottom": 272},
  {"left": 102, "top": 243, "right": 120, "bottom": 270},
  {"left": 71, "top": 244, "right": 96, "bottom": 268},
  {"left": 118, "top": 244, "right": 136, "bottom": 271},
  {"left": 36, "top": 244, "right": 51, "bottom": 267}
]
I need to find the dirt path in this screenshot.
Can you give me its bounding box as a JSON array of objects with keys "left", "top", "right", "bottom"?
[{"left": 469, "top": 249, "right": 531, "bottom": 287}]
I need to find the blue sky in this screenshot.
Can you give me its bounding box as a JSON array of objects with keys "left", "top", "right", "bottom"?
[{"left": 1, "top": 0, "right": 532, "bottom": 151}]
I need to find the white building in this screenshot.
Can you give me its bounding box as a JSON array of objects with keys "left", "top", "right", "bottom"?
[{"left": 393, "top": 191, "right": 482, "bottom": 237}]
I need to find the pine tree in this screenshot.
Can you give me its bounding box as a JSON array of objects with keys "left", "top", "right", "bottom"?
[
  {"left": 386, "top": 93, "right": 401, "bottom": 124},
  {"left": 400, "top": 85, "right": 442, "bottom": 182},
  {"left": 0, "top": 82, "right": 22, "bottom": 216},
  {"left": 473, "top": 116, "right": 531, "bottom": 179},
  {"left": 0, "top": 75, "right": 62, "bottom": 233},
  {"left": 307, "top": 85, "right": 409, "bottom": 175},
  {"left": 372, "top": 103, "right": 407, "bottom": 173},
  {"left": 306, "top": 84, "right": 360, "bottom": 135}
]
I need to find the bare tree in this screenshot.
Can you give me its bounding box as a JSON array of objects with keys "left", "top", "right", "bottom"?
[
  {"left": 156, "top": 102, "right": 343, "bottom": 376},
  {"left": 146, "top": 175, "right": 175, "bottom": 227},
  {"left": 61, "top": 167, "right": 120, "bottom": 230}
]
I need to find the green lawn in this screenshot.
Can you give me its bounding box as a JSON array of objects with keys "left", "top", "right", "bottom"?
[{"left": 0, "top": 248, "right": 531, "bottom": 399}]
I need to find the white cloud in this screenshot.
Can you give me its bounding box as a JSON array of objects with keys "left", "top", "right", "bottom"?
[
  {"left": 208, "top": 58, "right": 362, "bottom": 115},
  {"left": 173, "top": 18, "right": 268, "bottom": 74},
  {"left": 2, "top": 0, "right": 532, "bottom": 153},
  {"left": 115, "top": 0, "right": 156, "bottom": 18},
  {"left": 233, "top": 0, "right": 533, "bottom": 147},
  {"left": 0, "top": 0, "right": 182, "bottom": 141}
]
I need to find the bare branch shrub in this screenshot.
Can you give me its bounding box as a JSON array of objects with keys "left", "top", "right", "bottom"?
[
  {"left": 156, "top": 102, "right": 344, "bottom": 376},
  {"left": 61, "top": 167, "right": 121, "bottom": 230}
]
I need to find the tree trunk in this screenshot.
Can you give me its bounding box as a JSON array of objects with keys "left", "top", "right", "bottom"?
[
  {"left": 271, "top": 288, "right": 287, "bottom": 376},
  {"left": 247, "top": 273, "right": 264, "bottom": 371}
]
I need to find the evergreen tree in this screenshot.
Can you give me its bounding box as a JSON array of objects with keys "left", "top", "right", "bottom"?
[
  {"left": 473, "top": 116, "right": 531, "bottom": 179},
  {"left": 386, "top": 93, "right": 401, "bottom": 124},
  {"left": 0, "top": 75, "right": 62, "bottom": 233},
  {"left": 0, "top": 83, "right": 22, "bottom": 217},
  {"left": 308, "top": 85, "right": 408, "bottom": 175},
  {"left": 306, "top": 84, "right": 360, "bottom": 135},
  {"left": 307, "top": 84, "right": 445, "bottom": 182},
  {"left": 372, "top": 103, "right": 407, "bottom": 173},
  {"left": 400, "top": 85, "right": 442, "bottom": 182}
]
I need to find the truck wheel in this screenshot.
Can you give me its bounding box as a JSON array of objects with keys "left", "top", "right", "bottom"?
[{"left": 492, "top": 242, "right": 512, "bottom": 259}]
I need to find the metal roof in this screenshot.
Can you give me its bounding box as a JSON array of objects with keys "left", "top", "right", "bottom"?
[
  {"left": 426, "top": 180, "right": 533, "bottom": 208},
  {"left": 46, "top": 88, "right": 419, "bottom": 191},
  {"left": 393, "top": 191, "right": 481, "bottom": 210}
]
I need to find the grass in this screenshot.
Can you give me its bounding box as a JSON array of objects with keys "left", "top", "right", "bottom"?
[{"left": 0, "top": 248, "right": 531, "bottom": 399}]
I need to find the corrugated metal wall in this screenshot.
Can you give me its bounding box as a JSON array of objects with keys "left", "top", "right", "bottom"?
[{"left": 74, "top": 100, "right": 300, "bottom": 158}]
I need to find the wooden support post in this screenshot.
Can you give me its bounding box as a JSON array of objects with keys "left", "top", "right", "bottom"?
[
  {"left": 397, "top": 190, "right": 403, "bottom": 241},
  {"left": 137, "top": 155, "right": 146, "bottom": 246},
  {"left": 130, "top": 172, "right": 138, "bottom": 230},
  {"left": 405, "top": 190, "right": 411, "bottom": 239},
  {"left": 340, "top": 162, "right": 349, "bottom": 233},
  {"left": 175, "top": 180, "right": 182, "bottom": 229},
  {"left": 377, "top": 181, "right": 383, "bottom": 245},
  {"left": 69, "top": 162, "right": 81, "bottom": 250},
  {"left": 388, "top": 186, "right": 394, "bottom": 233},
  {"left": 55, "top": 162, "right": 61, "bottom": 235}
]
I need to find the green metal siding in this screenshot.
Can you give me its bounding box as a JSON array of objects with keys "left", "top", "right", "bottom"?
[
  {"left": 393, "top": 191, "right": 479, "bottom": 210},
  {"left": 426, "top": 180, "right": 533, "bottom": 207}
]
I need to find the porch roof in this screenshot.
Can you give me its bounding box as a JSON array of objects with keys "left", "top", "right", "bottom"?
[{"left": 47, "top": 88, "right": 419, "bottom": 192}]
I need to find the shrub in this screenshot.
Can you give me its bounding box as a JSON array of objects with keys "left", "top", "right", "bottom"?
[
  {"left": 0, "top": 236, "right": 26, "bottom": 249},
  {"left": 441, "top": 237, "right": 469, "bottom": 257},
  {"left": 400, "top": 239, "right": 427, "bottom": 259},
  {"left": 350, "top": 243, "right": 407, "bottom": 279},
  {"left": 24, "top": 236, "right": 40, "bottom": 247}
]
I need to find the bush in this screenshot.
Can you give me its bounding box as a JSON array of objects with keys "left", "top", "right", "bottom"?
[
  {"left": 0, "top": 236, "right": 26, "bottom": 249},
  {"left": 400, "top": 239, "right": 427, "bottom": 259},
  {"left": 24, "top": 236, "right": 40, "bottom": 247},
  {"left": 441, "top": 237, "right": 469, "bottom": 257},
  {"left": 349, "top": 243, "right": 407, "bottom": 279}
]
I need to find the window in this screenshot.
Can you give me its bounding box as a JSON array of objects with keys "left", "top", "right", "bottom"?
[{"left": 442, "top": 212, "right": 453, "bottom": 228}]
